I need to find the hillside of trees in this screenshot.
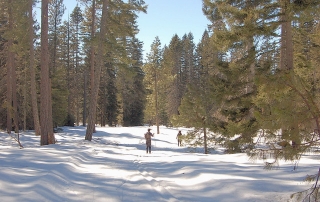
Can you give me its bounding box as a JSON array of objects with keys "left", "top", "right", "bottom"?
[{"left": 1, "top": 0, "right": 320, "bottom": 166}]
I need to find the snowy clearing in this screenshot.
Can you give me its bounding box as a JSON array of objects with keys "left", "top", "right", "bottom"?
[{"left": 0, "top": 126, "right": 318, "bottom": 202}]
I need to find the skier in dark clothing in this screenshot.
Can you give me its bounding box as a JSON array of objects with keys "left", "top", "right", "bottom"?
[
  {"left": 144, "top": 128, "right": 154, "bottom": 153},
  {"left": 176, "top": 130, "right": 182, "bottom": 147}
]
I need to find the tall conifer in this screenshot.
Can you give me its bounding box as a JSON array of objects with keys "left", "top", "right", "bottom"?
[{"left": 144, "top": 37, "right": 162, "bottom": 134}]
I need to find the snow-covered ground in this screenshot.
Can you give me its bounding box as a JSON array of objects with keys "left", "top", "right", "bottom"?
[{"left": 0, "top": 126, "right": 318, "bottom": 202}]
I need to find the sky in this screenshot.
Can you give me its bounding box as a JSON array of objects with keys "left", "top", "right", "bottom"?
[
  {"left": 136, "top": 0, "right": 210, "bottom": 58},
  {"left": 58, "top": 0, "right": 210, "bottom": 60},
  {"left": 0, "top": 125, "right": 318, "bottom": 201}
]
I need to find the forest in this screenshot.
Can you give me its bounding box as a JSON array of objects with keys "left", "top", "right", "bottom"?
[{"left": 1, "top": 0, "right": 320, "bottom": 165}]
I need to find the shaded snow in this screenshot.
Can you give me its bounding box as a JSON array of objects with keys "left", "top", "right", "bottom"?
[{"left": 0, "top": 126, "right": 318, "bottom": 201}]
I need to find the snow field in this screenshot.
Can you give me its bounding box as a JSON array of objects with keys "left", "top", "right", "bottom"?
[{"left": 0, "top": 126, "right": 318, "bottom": 202}]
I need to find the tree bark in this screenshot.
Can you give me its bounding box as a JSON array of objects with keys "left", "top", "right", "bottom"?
[
  {"left": 12, "top": 55, "right": 19, "bottom": 133},
  {"left": 155, "top": 67, "right": 159, "bottom": 134},
  {"left": 6, "top": 0, "right": 13, "bottom": 134},
  {"left": 40, "top": 0, "right": 55, "bottom": 145},
  {"left": 6, "top": 0, "right": 19, "bottom": 134},
  {"left": 203, "top": 126, "right": 208, "bottom": 154},
  {"left": 280, "top": 0, "right": 294, "bottom": 71},
  {"left": 85, "top": 0, "right": 108, "bottom": 141},
  {"left": 23, "top": 68, "right": 27, "bottom": 131},
  {"left": 88, "top": 0, "right": 96, "bottom": 129},
  {"left": 67, "top": 19, "right": 71, "bottom": 116},
  {"left": 29, "top": 0, "right": 41, "bottom": 136},
  {"left": 83, "top": 68, "right": 87, "bottom": 126}
]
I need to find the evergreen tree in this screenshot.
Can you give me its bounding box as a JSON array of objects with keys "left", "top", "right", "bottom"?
[
  {"left": 0, "top": 0, "right": 41, "bottom": 135},
  {"left": 40, "top": 0, "right": 55, "bottom": 145},
  {"left": 80, "top": 0, "right": 146, "bottom": 128},
  {"left": 49, "top": 0, "right": 69, "bottom": 128},
  {"left": 57, "top": 20, "right": 75, "bottom": 127},
  {"left": 3, "top": 0, "right": 35, "bottom": 135},
  {"left": 48, "top": 0, "right": 65, "bottom": 74},
  {"left": 143, "top": 37, "right": 162, "bottom": 133},
  {"left": 98, "top": 52, "right": 119, "bottom": 127},
  {"left": 163, "top": 34, "right": 182, "bottom": 120},
  {"left": 85, "top": 0, "right": 109, "bottom": 141},
  {"left": 0, "top": 0, "right": 147, "bottom": 136},
  {"left": 203, "top": 0, "right": 262, "bottom": 153},
  {"left": 6, "top": 0, "right": 17, "bottom": 134},
  {"left": 121, "top": 37, "right": 145, "bottom": 126},
  {"left": 252, "top": 0, "right": 320, "bottom": 161},
  {"left": 28, "top": 0, "right": 41, "bottom": 135},
  {"left": 80, "top": 0, "right": 97, "bottom": 127},
  {"left": 107, "top": 0, "right": 146, "bottom": 127},
  {"left": 157, "top": 45, "right": 171, "bottom": 126},
  {"left": 181, "top": 33, "right": 196, "bottom": 85},
  {"left": 173, "top": 30, "right": 220, "bottom": 154},
  {"left": 0, "top": 0, "right": 7, "bottom": 130},
  {"left": 105, "top": 61, "right": 119, "bottom": 126},
  {"left": 203, "top": 0, "right": 320, "bottom": 159},
  {"left": 70, "top": 5, "right": 84, "bottom": 126}
]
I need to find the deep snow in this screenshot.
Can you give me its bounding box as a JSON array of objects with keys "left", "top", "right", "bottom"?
[{"left": 0, "top": 126, "right": 318, "bottom": 202}]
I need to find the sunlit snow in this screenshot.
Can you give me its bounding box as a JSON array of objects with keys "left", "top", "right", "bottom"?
[{"left": 0, "top": 126, "right": 318, "bottom": 202}]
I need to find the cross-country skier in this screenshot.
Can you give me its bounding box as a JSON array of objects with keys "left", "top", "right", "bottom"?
[
  {"left": 144, "top": 128, "right": 154, "bottom": 154},
  {"left": 176, "top": 130, "right": 182, "bottom": 147}
]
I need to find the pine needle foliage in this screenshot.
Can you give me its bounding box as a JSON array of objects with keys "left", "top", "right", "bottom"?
[{"left": 203, "top": 0, "right": 320, "bottom": 160}]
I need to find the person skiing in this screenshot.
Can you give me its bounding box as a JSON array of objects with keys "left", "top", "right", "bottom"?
[
  {"left": 176, "top": 130, "right": 182, "bottom": 147},
  {"left": 144, "top": 128, "right": 154, "bottom": 154}
]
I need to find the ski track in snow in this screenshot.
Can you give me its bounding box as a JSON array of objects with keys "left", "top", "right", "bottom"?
[{"left": 133, "top": 154, "right": 179, "bottom": 202}]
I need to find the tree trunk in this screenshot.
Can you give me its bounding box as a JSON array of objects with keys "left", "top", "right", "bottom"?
[
  {"left": 23, "top": 67, "right": 27, "bottom": 131},
  {"left": 29, "top": 0, "right": 41, "bottom": 136},
  {"left": 83, "top": 69, "right": 87, "bottom": 126},
  {"left": 155, "top": 67, "right": 159, "bottom": 134},
  {"left": 88, "top": 0, "right": 96, "bottom": 130},
  {"left": 40, "top": 0, "right": 55, "bottom": 145},
  {"left": 12, "top": 56, "right": 19, "bottom": 133},
  {"left": 67, "top": 19, "right": 71, "bottom": 116},
  {"left": 280, "top": 0, "right": 294, "bottom": 71},
  {"left": 279, "top": 0, "right": 294, "bottom": 144},
  {"left": 85, "top": 0, "right": 109, "bottom": 141},
  {"left": 203, "top": 126, "right": 208, "bottom": 154},
  {"left": 6, "top": 0, "right": 19, "bottom": 134},
  {"left": 6, "top": 0, "right": 13, "bottom": 134}
]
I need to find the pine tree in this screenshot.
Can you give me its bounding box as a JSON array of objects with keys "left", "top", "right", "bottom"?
[
  {"left": 98, "top": 51, "right": 119, "bottom": 127},
  {"left": 6, "top": 0, "right": 15, "bottom": 134},
  {"left": 203, "top": 0, "right": 320, "bottom": 158},
  {"left": 48, "top": 0, "right": 69, "bottom": 128},
  {"left": 40, "top": 0, "right": 55, "bottom": 145},
  {"left": 183, "top": 33, "right": 196, "bottom": 84},
  {"left": 0, "top": 0, "right": 7, "bottom": 129},
  {"left": 205, "top": 0, "right": 263, "bottom": 153},
  {"left": 173, "top": 30, "right": 220, "bottom": 154},
  {"left": 0, "top": 0, "right": 147, "bottom": 136},
  {"left": 121, "top": 37, "right": 145, "bottom": 126},
  {"left": 79, "top": 0, "right": 146, "bottom": 128},
  {"left": 0, "top": 0, "right": 41, "bottom": 135},
  {"left": 85, "top": 0, "right": 109, "bottom": 141},
  {"left": 80, "top": 0, "right": 97, "bottom": 127},
  {"left": 48, "top": 0, "right": 65, "bottom": 74},
  {"left": 4, "top": 0, "right": 33, "bottom": 135},
  {"left": 253, "top": 0, "right": 320, "bottom": 161},
  {"left": 143, "top": 37, "right": 162, "bottom": 134},
  {"left": 69, "top": 5, "right": 84, "bottom": 126},
  {"left": 163, "top": 34, "right": 182, "bottom": 120},
  {"left": 55, "top": 20, "right": 74, "bottom": 127},
  {"left": 28, "top": 0, "right": 41, "bottom": 136},
  {"left": 105, "top": 61, "right": 119, "bottom": 126}
]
